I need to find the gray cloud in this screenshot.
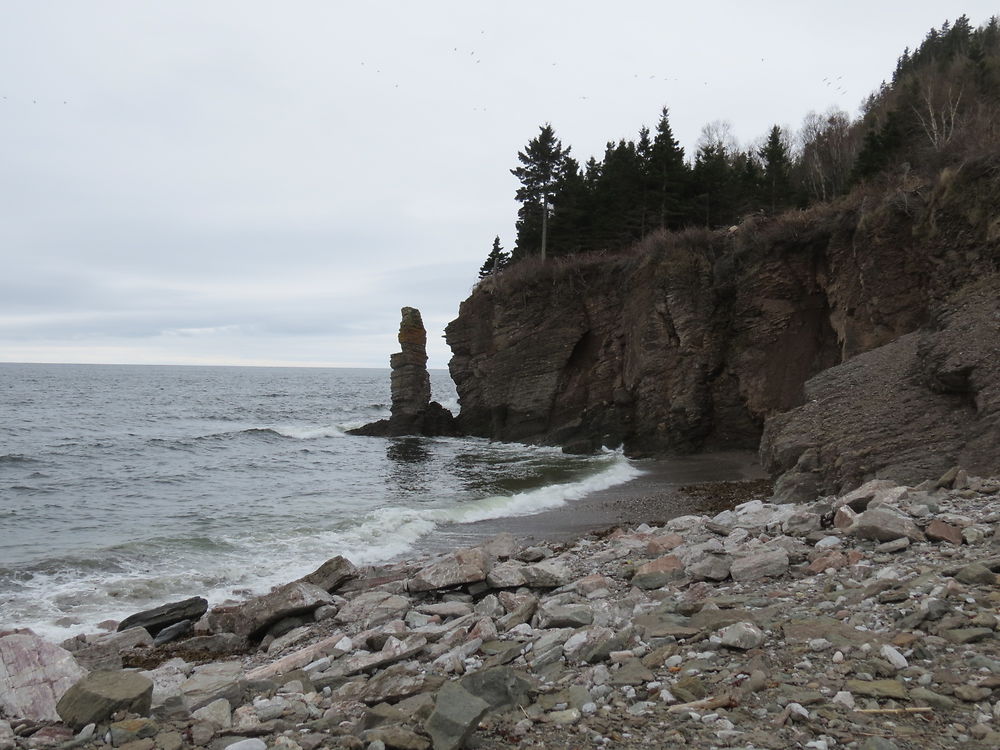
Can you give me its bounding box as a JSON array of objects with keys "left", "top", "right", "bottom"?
[{"left": 2, "top": 1, "right": 995, "bottom": 368}]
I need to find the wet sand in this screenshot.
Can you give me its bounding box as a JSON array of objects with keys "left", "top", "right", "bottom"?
[{"left": 427, "top": 450, "right": 771, "bottom": 552}]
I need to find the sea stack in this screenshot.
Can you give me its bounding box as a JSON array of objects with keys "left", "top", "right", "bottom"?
[{"left": 349, "top": 307, "right": 459, "bottom": 437}]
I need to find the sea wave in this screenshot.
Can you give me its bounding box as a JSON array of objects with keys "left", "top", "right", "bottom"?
[
  {"left": 444, "top": 455, "right": 641, "bottom": 523},
  {"left": 0, "top": 454, "right": 38, "bottom": 465},
  {"left": 193, "top": 425, "right": 347, "bottom": 441}
]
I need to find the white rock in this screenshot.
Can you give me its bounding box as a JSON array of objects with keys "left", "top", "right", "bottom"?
[
  {"left": 815, "top": 536, "right": 843, "bottom": 549},
  {"left": 225, "top": 740, "right": 268, "bottom": 750},
  {"left": 809, "top": 638, "right": 832, "bottom": 652},
  {"left": 880, "top": 644, "right": 908, "bottom": 670},
  {"left": 718, "top": 622, "right": 765, "bottom": 650},
  {"left": 832, "top": 691, "right": 855, "bottom": 709}
]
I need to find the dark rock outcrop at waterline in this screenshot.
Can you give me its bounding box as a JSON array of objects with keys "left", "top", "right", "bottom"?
[{"left": 350, "top": 306, "right": 459, "bottom": 438}]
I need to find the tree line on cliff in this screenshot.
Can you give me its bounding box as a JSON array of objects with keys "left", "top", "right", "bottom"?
[{"left": 479, "top": 15, "right": 1000, "bottom": 274}]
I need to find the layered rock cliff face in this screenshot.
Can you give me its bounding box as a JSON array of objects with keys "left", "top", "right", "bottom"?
[{"left": 446, "top": 156, "right": 1000, "bottom": 493}]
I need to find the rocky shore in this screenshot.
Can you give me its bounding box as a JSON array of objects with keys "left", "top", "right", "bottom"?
[{"left": 2, "top": 470, "right": 1000, "bottom": 750}]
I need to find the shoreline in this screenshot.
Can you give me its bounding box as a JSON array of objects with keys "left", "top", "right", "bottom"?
[
  {"left": 1, "top": 469, "right": 998, "bottom": 750},
  {"left": 420, "top": 450, "right": 770, "bottom": 553}
]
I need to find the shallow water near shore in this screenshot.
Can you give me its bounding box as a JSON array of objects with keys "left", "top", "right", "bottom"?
[{"left": 1, "top": 363, "right": 644, "bottom": 639}]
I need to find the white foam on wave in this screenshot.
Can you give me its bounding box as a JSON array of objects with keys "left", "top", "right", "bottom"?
[
  {"left": 441, "top": 454, "right": 641, "bottom": 524},
  {"left": 4, "top": 453, "right": 640, "bottom": 640},
  {"left": 270, "top": 424, "right": 346, "bottom": 440}
]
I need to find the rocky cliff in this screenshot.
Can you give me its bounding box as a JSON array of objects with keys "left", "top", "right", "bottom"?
[{"left": 446, "top": 156, "right": 1000, "bottom": 494}]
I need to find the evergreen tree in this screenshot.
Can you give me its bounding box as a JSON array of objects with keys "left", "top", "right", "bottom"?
[
  {"left": 478, "top": 236, "right": 509, "bottom": 278},
  {"left": 511, "top": 124, "right": 571, "bottom": 261},
  {"left": 758, "top": 125, "right": 794, "bottom": 213},
  {"left": 647, "top": 107, "right": 688, "bottom": 230},
  {"left": 547, "top": 156, "right": 590, "bottom": 256},
  {"left": 590, "top": 139, "right": 645, "bottom": 249},
  {"left": 690, "top": 141, "right": 738, "bottom": 228}
]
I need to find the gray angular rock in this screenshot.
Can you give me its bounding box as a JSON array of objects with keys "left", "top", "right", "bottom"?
[
  {"left": 730, "top": 548, "right": 789, "bottom": 581},
  {"left": 485, "top": 560, "right": 527, "bottom": 588},
  {"left": 296, "top": 555, "right": 358, "bottom": 592},
  {"left": 62, "top": 628, "right": 153, "bottom": 671},
  {"left": 118, "top": 596, "right": 208, "bottom": 637},
  {"left": 179, "top": 661, "right": 244, "bottom": 711},
  {"left": 719, "top": 622, "right": 765, "bottom": 650},
  {"left": 0, "top": 632, "right": 87, "bottom": 721},
  {"left": 425, "top": 681, "right": 491, "bottom": 750},
  {"left": 520, "top": 557, "right": 574, "bottom": 587},
  {"left": 535, "top": 601, "right": 593, "bottom": 629},
  {"left": 631, "top": 554, "right": 685, "bottom": 589},
  {"left": 207, "top": 582, "right": 333, "bottom": 638},
  {"left": 333, "top": 590, "right": 411, "bottom": 629},
  {"left": 685, "top": 552, "right": 732, "bottom": 581},
  {"left": 459, "top": 665, "right": 531, "bottom": 711},
  {"left": 850, "top": 508, "right": 926, "bottom": 543},
  {"left": 409, "top": 548, "right": 488, "bottom": 592},
  {"left": 56, "top": 670, "right": 153, "bottom": 730}
]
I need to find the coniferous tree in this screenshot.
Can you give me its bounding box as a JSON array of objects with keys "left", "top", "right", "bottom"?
[
  {"left": 511, "top": 124, "right": 571, "bottom": 261},
  {"left": 647, "top": 107, "right": 688, "bottom": 230},
  {"left": 758, "top": 125, "right": 795, "bottom": 213},
  {"left": 547, "top": 156, "right": 590, "bottom": 256},
  {"left": 690, "top": 142, "right": 738, "bottom": 227},
  {"left": 588, "top": 139, "right": 646, "bottom": 249},
  {"left": 478, "top": 236, "right": 509, "bottom": 278}
]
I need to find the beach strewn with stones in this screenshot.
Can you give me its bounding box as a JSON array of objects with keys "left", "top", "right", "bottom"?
[{"left": 3, "top": 468, "right": 999, "bottom": 750}]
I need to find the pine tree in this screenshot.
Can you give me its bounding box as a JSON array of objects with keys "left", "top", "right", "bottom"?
[
  {"left": 758, "top": 125, "right": 794, "bottom": 213},
  {"left": 478, "top": 236, "right": 509, "bottom": 278},
  {"left": 511, "top": 124, "right": 571, "bottom": 261},
  {"left": 547, "top": 156, "right": 590, "bottom": 256},
  {"left": 690, "top": 142, "right": 737, "bottom": 228},
  {"left": 647, "top": 107, "right": 688, "bottom": 230}
]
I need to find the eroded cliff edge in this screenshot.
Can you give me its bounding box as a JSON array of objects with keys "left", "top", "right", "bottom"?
[{"left": 446, "top": 157, "right": 1000, "bottom": 496}]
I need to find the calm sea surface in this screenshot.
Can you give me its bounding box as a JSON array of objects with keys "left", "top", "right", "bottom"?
[{"left": 0, "top": 363, "right": 637, "bottom": 638}]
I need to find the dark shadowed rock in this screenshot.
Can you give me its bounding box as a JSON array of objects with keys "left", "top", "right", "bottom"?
[
  {"left": 153, "top": 619, "right": 193, "bottom": 646},
  {"left": 118, "top": 596, "right": 208, "bottom": 637},
  {"left": 424, "top": 681, "right": 490, "bottom": 750},
  {"left": 349, "top": 307, "right": 459, "bottom": 438}
]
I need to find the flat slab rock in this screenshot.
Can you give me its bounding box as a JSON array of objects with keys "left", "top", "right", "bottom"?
[
  {"left": 0, "top": 633, "right": 87, "bottom": 722},
  {"left": 117, "top": 596, "right": 208, "bottom": 637}
]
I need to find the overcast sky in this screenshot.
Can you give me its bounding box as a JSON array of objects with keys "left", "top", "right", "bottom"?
[{"left": 2, "top": 1, "right": 995, "bottom": 369}]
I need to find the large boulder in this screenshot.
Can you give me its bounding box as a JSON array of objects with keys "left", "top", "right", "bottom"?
[
  {"left": 850, "top": 508, "right": 926, "bottom": 543},
  {"left": 118, "top": 596, "right": 208, "bottom": 637},
  {"left": 409, "top": 548, "right": 489, "bottom": 592},
  {"left": 0, "top": 632, "right": 87, "bottom": 721},
  {"left": 424, "top": 681, "right": 491, "bottom": 750},
  {"left": 56, "top": 670, "right": 153, "bottom": 729},
  {"left": 62, "top": 628, "right": 153, "bottom": 671},
  {"left": 206, "top": 582, "right": 332, "bottom": 638}
]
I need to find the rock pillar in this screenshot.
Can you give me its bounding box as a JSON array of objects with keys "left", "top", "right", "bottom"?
[
  {"left": 348, "top": 307, "right": 459, "bottom": 437},
  {"left": 389, "top": 307, "right": 433, "bottom": 432}
]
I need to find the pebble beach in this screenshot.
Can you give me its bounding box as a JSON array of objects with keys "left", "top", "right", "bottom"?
[{"left": 2, "top": 468, "right": 1000, "bottom": 750}]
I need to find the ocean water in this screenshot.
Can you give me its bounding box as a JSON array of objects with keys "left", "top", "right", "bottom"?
[{"left": 0, "top": 363, "right": 639, "bottom": 639}]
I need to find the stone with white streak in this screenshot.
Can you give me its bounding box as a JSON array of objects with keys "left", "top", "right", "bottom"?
[{"left": 0, "top": 633, "right": 87, "bottom": 721}]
